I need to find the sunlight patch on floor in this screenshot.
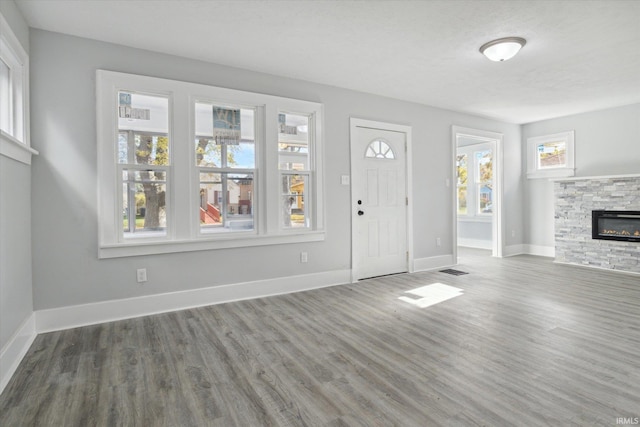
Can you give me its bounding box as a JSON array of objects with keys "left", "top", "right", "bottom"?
[{"left": 398, "top": 283, "right": 464, "bottom": 308}]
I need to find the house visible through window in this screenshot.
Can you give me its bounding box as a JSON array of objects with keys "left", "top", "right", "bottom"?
[
  {"left": 196, "top": 103, "right": 255, "bottom": 233},
  {"left": 457, "top": 145, "right": 493, "bottom": 218},
  {"left": 118, "top": 92, "right": 170, "bottom": 238},
  {"left": 97, "top": 70, "right": 324, "bottom": 258},
  {"left": 527, "top": 131, "right": 575, "bottom": 179},
  {"left": 279, "top": 113, "right": 311, "bottom": 228}
]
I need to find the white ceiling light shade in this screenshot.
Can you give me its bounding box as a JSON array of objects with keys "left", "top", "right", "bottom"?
[{"left": 480, "top": 37, "right": 526, "bottom": 62}]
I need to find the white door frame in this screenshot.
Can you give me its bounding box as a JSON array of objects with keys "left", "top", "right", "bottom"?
[
  {"left": 350, "top": 118, "right": 413, "bottom": 282},
  {"left": 451, "top": 126, "right": 504, "bottom": 261}
]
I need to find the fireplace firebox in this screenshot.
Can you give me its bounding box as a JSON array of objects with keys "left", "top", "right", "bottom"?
[{"left": 592, "top": 210, "right": 640, "bottom": 242}]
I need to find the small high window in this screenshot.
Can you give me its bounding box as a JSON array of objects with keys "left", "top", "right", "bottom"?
[{"left": 527, "top": 131, "right": 575, "bottom": 179}]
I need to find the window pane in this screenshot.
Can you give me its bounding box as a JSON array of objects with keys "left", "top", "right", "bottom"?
[
  {"left": 537, "top": 141, "right": 566, "bottom": 169},
  {"left": 476, "top": 150, "right": 492, "bottom": 183},
  {"left": 195, "top": 102, "right": 255, "bottom": 168},
  {"left": 476, "top": 150, "right": 492, "bottom": 214},
  {"left": 0, "top": 58, "right": 10, "bottom": 134},
  {"left": 117, "top": 92, "right": 170, "bottom": 165},
  {"left": 456, "top": 154, "right": 467, "bottom": 185},
  {"left": 457, "top": 186, "right": 467, "bottom": 215},
  {"left": 279, "top": 113, "right": 309, "bottom": 170},
  {"left": 199, "top": 172, "right": 254, "bottom": 233},
  {"left": 478, "top": 184, "right": 492, "bottom": 213},
  {"left": 281, "top": 173, "right": 309, "bottom": 228},
  {"left": 365, "top": 139, "right": 395, "bottom": 159},
  {"left": 457, "top": 154, "right": 467, "bottom": 215},
  {"left": 122, "top": 169, "right": 167, "bottom": 237}
]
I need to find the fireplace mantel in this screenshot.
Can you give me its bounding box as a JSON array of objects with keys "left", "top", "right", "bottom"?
[{"left": 552, "top": 173, "right": 640, "bottom": 182}]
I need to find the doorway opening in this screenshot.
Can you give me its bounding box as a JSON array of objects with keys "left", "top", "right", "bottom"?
[{"left": 452, "top": 126, "right": 503, "bottom": 262}]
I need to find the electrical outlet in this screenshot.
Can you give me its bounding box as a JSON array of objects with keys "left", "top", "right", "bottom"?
[
  {"left": 137, "top": 268, "right": 147, "bottom": 283},
  {"left": 512, "top": 230, "right": 516, "bottom": 237},
  {"left": 436, "top": 237, "right": 441, "bottom": 247},
  {"left": 300, "top": 252, "right": 308, "bottom": 263}
]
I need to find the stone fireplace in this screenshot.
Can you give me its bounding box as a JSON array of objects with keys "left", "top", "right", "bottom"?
[{"left": 554, "top": 174, "right": 640, "bottom": 273}]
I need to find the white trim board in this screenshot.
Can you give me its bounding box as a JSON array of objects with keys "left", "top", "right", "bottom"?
[
  {"left": 0, "top": 313, "right": 37, "bottom": 395},
  {"left": 525, "top": 244, "right": 555, "bottom": 258},
  {"left": 35, "top": 269, "right": 351, "bottom": 333},
  {"left": 458, "top": 239, "right": 492, "bottom": 250},
  {"left": 413, "top": 255, "right": 456, "bottom": 272},
  {"left": 451, "top": 126, "right": 504, "bottom": 262},
  {"left": 551, "top": 173, "right": 640, "bottom": 182},
  {"left": 553, "top": 260, "right": 640, "bottom": 277}
]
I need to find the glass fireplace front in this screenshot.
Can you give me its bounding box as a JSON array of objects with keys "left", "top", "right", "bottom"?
[{"left": 592, "top": 210, "right": 640, "bottom": 242}]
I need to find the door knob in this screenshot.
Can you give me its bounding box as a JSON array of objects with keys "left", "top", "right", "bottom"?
[{"left": 358, "top": 210, "right": 364, "bottom": 216}]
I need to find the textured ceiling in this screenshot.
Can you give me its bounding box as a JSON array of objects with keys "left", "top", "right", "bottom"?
[{"left": 15, "top": 0, "right": 640, "bottom": 124}]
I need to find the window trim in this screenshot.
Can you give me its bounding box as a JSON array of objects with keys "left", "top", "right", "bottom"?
[
  {"left": 526, "top": 131, "right": 575, "bottom": 179},
  {"left": 97, "top": 70, "right": 324, "bottom": 258},
  {"left": 456, "top": 144, "right": 493, "bottom": 221},
  {"left": 0, "top": 11, "right": 35, "bottom": 164}
]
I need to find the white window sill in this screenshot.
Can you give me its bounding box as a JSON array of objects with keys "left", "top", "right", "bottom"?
[
  {"left": 99, "top": 231, "right": 325, "bottom": 259},
  {"left": 527, "top": 168, "right": 575, "bottom": 180},
  {"left": 0, "top": 131, "right": 38, "bottom": 165}
]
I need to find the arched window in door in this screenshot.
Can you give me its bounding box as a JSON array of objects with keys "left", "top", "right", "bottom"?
[{"left": 365, "top": 139, "right": 395, "bottom": 159}]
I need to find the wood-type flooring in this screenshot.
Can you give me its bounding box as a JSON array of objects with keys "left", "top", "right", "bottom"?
[{"left": 1, "top": 251, "right": 639, "bottom": 426}]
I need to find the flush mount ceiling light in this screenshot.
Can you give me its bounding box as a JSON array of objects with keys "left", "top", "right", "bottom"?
[{"left": 479, "top": 37, "right": 526, "bottom": 62}]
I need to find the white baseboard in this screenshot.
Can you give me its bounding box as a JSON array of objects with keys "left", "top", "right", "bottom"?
[
  {"left": 457, "top": 239, "right": 492, "bottom": 250},
  {"left": 1, "top": 313, "right": 37, "bottom": 395},
  {"left": 35, "top": 269, "right": 351, "bottom": 333},
  {"left": 413, "top": 254, "right": 455, "bottom": 272},
  {"left": 525, "top": 244, "right": 555, "bottom": 257},
  {"left": 503, "top": 244, "right": 525, "bottom": 257},
  {"left": 554, "top": 260, "right": 640, "bottom": 276},
  {"left": 504, "top": 244, "right": 554, "bottom": 257}
]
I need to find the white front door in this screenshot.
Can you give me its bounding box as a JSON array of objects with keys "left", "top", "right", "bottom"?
[{"left": 352, "top": 125, "right": 408, "bottom": 280}]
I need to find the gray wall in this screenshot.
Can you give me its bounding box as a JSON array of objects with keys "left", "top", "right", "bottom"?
[
  {"left": 522, "top": 104, "right": 640, "bottom": 249},
  {"left": 0, "top": 0, "right": 32, "bottom": 352},
  {"left": 30, "top": 29, "right": 522, "bottom": 310}
]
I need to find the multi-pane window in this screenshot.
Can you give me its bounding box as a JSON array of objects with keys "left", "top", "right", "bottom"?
[
  {"left": 527, "top": 131, "right": 575, "bottom": 179},
  {"left": 457, "top": 146, "right": 493, "bottom": 217},
  {"left": 97, "top": 70, "right": 324, "bottom": 258},
  {"left": 279, "top": 113, "right": 311, "bottom": 228},
  {"left": 117, "top": 92, "right": 170, "bottom": 239},
  {"left": 0, "top": 12, "right": 29, "bottom": 153},
  {"left": 195, "top": 103, "right": 255, "bottom": 233}
]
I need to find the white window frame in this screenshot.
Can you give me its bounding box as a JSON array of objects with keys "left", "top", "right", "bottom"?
[
  {"left": 97, "top": 70, "right": 324, "bottom": 258},
  {"left": 0, "top": 11, "right": 36, "bottom": 164},
  {"left": 457, "top": 144, "right": 493, "bottom": 221},
  {"left": 527, "top": 131, "right": 575, "bottom": 179}
]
